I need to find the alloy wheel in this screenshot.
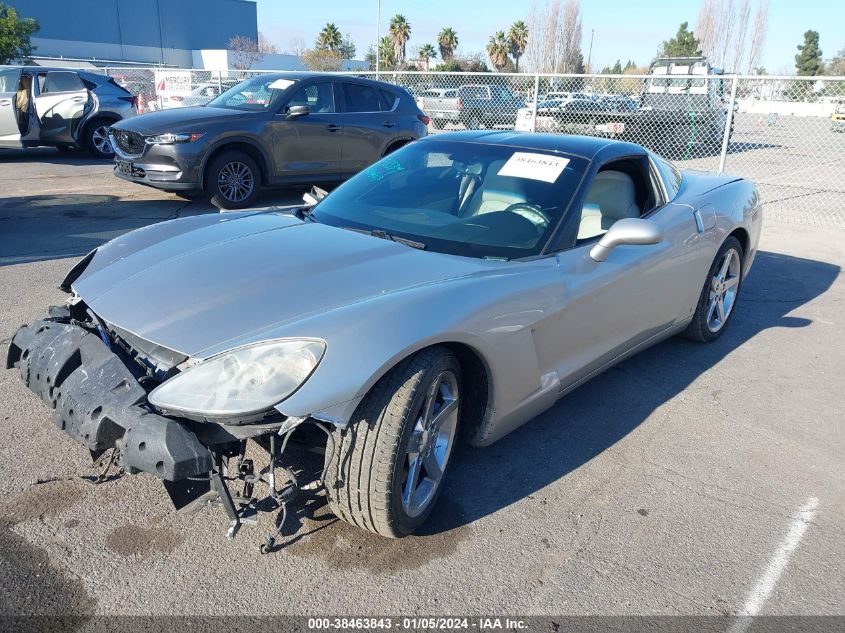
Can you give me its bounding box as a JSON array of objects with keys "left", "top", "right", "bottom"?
[
  {"left": 706, "top": 248, "right": 741, "bottom": 333},
  {"left": 92, "top": 125, "right": 113, "bottom": 155},
  {"left": 401, "top": 370, "right": 460, "bottom": 518},
  {"left": 217, "top": 161, "right": 255, "bottom": 203}
]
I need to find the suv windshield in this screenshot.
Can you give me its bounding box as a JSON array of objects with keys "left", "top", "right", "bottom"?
[
  {"left": 312, "top": 140, "right": 587, "bottom": 260},
  {"left": 207, "top": 75, "right": 298, "bottom": 111}
]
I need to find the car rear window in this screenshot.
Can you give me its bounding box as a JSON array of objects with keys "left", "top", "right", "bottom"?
[{"left": 343, "top": 83, "right": 384, "bottom": 112}]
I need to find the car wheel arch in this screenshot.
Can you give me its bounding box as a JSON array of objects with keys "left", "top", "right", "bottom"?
[
  {"left": 381, "top": 136, "right": 415, "bottom": 157},
  {"left": 78, "top": 114, "right": 120, "bottom": 143},
  {"left": 200, "top": 139, "right": 271, "bottom": 189}
]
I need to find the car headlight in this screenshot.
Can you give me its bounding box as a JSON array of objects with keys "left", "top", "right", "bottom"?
[
  {"left": 145, "top": 132, "right": 205, "bottom": 145},
  {"left": 148, "top": 339, "right": 325, "bottom": 418}
]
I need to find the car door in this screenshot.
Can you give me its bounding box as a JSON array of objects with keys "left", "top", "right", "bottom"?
[
  {"left": 534, "top": 155, "right": 704, "bottom": 392},
  {"left": 0, "top": 67, "right": 23, "bottom": 147},
  {"left": 338, "top": 81, "right": 394, "bottom": 176},
  {"left": 33, "top": 71, "right": 91, "bottom": 145},
  {"left": 269, "top": 80, "right": 342, "bottom": 182}
]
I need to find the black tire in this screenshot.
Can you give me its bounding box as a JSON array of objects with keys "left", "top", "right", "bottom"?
[
  {"left": 683, "top": 236, "right": 744, "bottom": 343},
  {"left": 382, "top": 140, "right": 407, "bottom": 157},
  {"left": 207, "top": 151, "right": 261, "bottom": 210},
  {"left": 463, "top": 114, "right": 482, "bottom": 130},
  {"left": 324, "top": 346, "right": 462, "bottom": 538},
  {"left": 83, "top": 119, "right": 115, "bottom": 158}
]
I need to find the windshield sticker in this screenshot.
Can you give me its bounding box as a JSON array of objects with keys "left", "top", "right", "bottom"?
[
  {"left": 366, "top": 158, "right": 405, "bottom": 182},
  {"left": 268, "top": 79, "right": 296, "bottom": 90},
  {"left": 497, "top": 152, "right": 570, "bottom": 183}
]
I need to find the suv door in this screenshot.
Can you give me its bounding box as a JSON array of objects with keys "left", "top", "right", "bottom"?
[
  {"left": 0, "top": 67, "right": 23, "bottom": 147},
  {"left": 270, "top": 80, "right": 342, "bottom": 182},
  {"left": 34, "top": 71, "right": 91, "bottom": 145},
  {"left": 338, "top": 81, "right": 395, "bottom": 175}
]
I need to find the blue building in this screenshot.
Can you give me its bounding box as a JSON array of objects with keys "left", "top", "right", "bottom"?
[{"left": 7, "top": 0, "right": 258, "bottom": 67}]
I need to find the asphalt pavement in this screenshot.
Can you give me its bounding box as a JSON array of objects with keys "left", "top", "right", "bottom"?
[{"left": 0, "top": 148, "right": 842, "bottom": 617}]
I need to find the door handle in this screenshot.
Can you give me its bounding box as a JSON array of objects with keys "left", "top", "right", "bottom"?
[
  {"left": 0, "top": 100, "right": 11, "bottom": 106},
  {"left": 382, "top": 121, "right": 395, "bottom": 128},
  {"left": 326, "top": 124, "right": 341, "bottom": 132}
]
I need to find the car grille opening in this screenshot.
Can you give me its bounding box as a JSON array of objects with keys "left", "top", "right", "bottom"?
[{"left": 112, "top": 129, "right": 146, "bottom": 157}]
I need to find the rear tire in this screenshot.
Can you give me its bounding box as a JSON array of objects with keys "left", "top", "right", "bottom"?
[
  {"left": 324, "top": 347, "right": 462, "bottom": 538},
  {"left": 207, "top": 151, "right": 261, "bottom": 210},
  {"left": 683, "top": 236, "right": 744, "bottom": 343},
  {"left": 84, "top": 119, "right": 115, "bottom": 158}
]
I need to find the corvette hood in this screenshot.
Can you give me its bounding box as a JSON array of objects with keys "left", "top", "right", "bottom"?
[{"left": 74, "top": 212, "right": 497, "bottom": 357}]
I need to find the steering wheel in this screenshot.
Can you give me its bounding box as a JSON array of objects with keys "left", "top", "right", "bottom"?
[{"left": 502, "top": 203, "right": 550, "bottom": 230}]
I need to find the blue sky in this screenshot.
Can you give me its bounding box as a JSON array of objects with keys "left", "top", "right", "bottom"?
[{"left": 255, "top": 0, "right": 844, "bottom": 73}]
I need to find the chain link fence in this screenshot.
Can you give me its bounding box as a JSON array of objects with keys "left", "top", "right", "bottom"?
[{"left": 95, "top": 68, "right": 845, "bottom": 228}]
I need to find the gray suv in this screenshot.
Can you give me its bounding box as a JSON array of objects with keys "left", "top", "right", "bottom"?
[
  {"left": 0, "top": 66, "right": 138, "bottom": 157},
  {"left": 109, "top": 73, "right": 429, "bottom": 209}
]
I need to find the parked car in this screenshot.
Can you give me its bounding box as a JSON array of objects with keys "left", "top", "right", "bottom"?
[
  {"left": 831, "top": 100, "right": 845, "bottom": 132},
  {"left": 420, "top": 84, "right": 525, "bottom": 129},
  {"left": 109, "top": 72, "right": 428, "bottom": 209},
  {"left": 0, "top": 66, "right": 137, "bottom": 157},
  {"left": 158, "top": 81, "right": 240, "bottom": 109},
  {"left": 516, "top": 98, "right": 631, "bottom": 137},
  {"left": 8, "top": 132, "right": 762, "bottom": 541}
]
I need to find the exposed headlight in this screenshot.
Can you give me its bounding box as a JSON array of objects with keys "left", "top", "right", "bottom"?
[
  {"left": 148, "top": 339, "right": 325, "bottom": 418},
  {"left": 145, "top": 132, "right": 205, "bottom": 145}
]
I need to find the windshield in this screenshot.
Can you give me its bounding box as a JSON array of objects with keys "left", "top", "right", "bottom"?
[
  {"left": 206, "top": 75, "right": 298, "bottom": 111},
  {"left": 312, "top": 140, "right": 588, "bottom": 260}
]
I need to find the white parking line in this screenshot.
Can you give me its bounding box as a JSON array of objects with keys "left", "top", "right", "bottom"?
[{"left": 729, "top": 497, "right": 819, "bottom": 633}]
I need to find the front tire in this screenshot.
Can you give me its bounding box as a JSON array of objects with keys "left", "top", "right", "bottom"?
[
  {"left": 683, "top": 236, "right": 744, "bottom": 342},
  {"left": 324, "top": 347, "right": 462, "bottom": 538},
  {"left": 207, "top": 151, "right": 260, "bottom": 210}
]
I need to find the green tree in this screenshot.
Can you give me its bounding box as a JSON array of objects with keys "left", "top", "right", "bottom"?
[
  {"left": 316, "top": 22, "right": 342, "bottom": 51},
  {"left": 658, "top": 22, "right": 701, "bottom": 58},
  {"left": 378, "top": 36, "right": 396, "bottom": 70},
  {"left": 611, "top": 59, "right": 623, "bottom": 74},
  {"left": 623, "top": 59, "right": 635, "bottom": 71},
  {"left": 0, "top": 2, "right": 38, "bottom": 64},
  {"left": 437, "top": 27, "right": 458, "bottom": 61},
  {"left": 507, "top": 20, "right": 528, "bottom": 72},
  {"left": 487, "top": 31, "right": 509, "bottom": 71},
  {"left": 389, "top": 14, "right": 411, "bottom": 64},
  {"left": 339, "top": 33, "right": 356, "bottom": 60},
  {"left": 795, "top": 30, "right": 823, "bottom": 76},
  {"left": 418, "top": 43, "right": 437, "bottom": 70}
]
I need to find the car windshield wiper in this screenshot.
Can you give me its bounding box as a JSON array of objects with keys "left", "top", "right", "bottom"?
[{"left": 343, "top": 227, "right": 427, "bottom": 250}]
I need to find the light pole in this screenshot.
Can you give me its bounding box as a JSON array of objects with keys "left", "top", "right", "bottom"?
[
  {"left": 376, "top": 0, "right": 381, "bottom": 75},
  {"left": 586, "top": 28, "right": 594, "bottom": 73}
]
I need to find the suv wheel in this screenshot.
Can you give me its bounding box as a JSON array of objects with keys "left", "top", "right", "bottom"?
[
  {"left": 85, "top": 120, "right": 115, "bottom": 158},
  {"left": 207, "top": 151, "right": 261, "bottom": 210}
]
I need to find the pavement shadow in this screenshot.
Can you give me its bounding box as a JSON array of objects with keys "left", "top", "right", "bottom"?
[
  {"left": 419, "top": 249, "right": 840, "bottom": 535},
  {"left": 0, "top": 193, "right": 217, "bottom": 266},
  {"left": 0, "top": 147, "right": 110, "bottom": 167}
]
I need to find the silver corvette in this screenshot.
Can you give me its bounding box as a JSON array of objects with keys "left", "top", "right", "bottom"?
[{"left": 7, "top": 131, "right": 762, "bottom": 542}]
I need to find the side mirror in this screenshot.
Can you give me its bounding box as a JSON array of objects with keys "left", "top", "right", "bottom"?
[
  {"left": 589, "top": 218, "right": 663, "bottom": 262},
  {"left": 286, "top": 104, "right": 310, "bottom": 120}
]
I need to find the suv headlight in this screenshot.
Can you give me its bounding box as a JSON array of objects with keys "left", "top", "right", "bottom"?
[
  {"left": 148, "top": 339, "right": 325, "bottom": 418},
  {"left": 145, "top": 132, "right": 205, "bottom": 145}
]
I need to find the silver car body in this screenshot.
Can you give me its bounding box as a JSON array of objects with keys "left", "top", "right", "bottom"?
[
  {"left": 67, "top": 132, "right": 762, "bottom": 446},
  {"left": 0, "top": 66, "right": 136, "bottom": 150}
]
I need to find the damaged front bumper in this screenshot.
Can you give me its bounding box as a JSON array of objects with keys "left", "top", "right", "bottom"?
[{"left": 6, "top": 318, "right": 213, "bottom": 480}]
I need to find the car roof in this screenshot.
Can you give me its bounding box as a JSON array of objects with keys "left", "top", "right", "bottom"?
[{"left": 418, "top": 131, "right": 645, "bottom": 160}]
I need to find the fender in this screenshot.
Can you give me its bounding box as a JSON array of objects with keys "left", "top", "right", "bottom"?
[{"left": 196, "top": 133, "right": 275, "bottom": 189}]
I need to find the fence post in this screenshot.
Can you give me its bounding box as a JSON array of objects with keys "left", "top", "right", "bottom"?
[
  {"left": 718, "top": 75, "right": 739, "bottom": 175},
  {"left": 531, "top": 73, "right": 540, "bottom": 132},
  {"left": 217, "top": 71, "right": 222, "bottom": 94}
]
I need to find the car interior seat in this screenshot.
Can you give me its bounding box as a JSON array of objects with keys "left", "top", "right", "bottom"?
[
  {"left": 578, "top": 170, "right": 641, "bottom": 240},
  {"left": 460, "top": 160, "right": 528, "bottom": 217},
  {"left": 15, "top": 74, "right": 31, "bottom": 134}
]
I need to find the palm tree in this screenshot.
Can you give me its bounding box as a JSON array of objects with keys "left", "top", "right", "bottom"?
[
  {"left": 508, "top": 21, "right": 528, "bottom": 72},
  {"left": 487, "top": 31, "right": 509, "bottom": 72},
  {"left": 437, "top": 27, "right": 458, "bottom": 62},
  {"left": 317, "top": 23, "right": 342, "bottom": 51},
  {"left": 389, "top": 14, "right": 411, "bottom": 64},
  {"left": 418, "top": 44, "right": 437, "bottom": 70},
  {"left": 378, "top": 36, "right": 397, "bottom": 70}
]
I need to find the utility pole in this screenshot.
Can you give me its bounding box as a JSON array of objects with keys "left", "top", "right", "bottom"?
[{"left": 586, "top": 28, "right": 594, "bottom": 72}]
